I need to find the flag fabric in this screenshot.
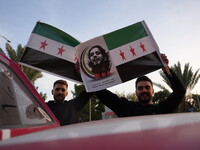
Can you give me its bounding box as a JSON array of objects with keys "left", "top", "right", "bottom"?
[
  {"left": 103, "top": 21, "right": 164, "bottom": 82},
  {"left": 21, "top": 21, "right": 164, "bottom": 92},
  {"left": 77, "top": 21, "right": 164, "bottom": 92},
  {"left": 20, "top": 22, "right": 82, "bottom": 83}
]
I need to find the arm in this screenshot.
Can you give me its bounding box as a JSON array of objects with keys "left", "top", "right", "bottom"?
[
  {"left": 156, "top": 54, "right": 186, "bottom": 113},
  {"left": 95, "top": 89, "right": 129, "bottom": 117},
  {"left": 74, "top": 90, "right": 91, "bottom": 110},
  {"left": 158, "top": 68, "right": 186, "bottom": 113}
]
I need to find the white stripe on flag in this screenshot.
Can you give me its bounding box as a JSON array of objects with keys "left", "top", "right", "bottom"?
[
  {"left": 2, "top": 129, "right": 11, "bottom": 140},
  {"left": 109, "top": 36, "right": 157, "bottom": 66},
  {"left": 27, "top": 33, "right": 76, "bottom": 63}
]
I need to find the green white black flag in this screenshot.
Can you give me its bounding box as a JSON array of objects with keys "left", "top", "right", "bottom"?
[
  {"left": 20, "top": 21, "right": 82, "bottom": 82},
  {"left": 77, "top": 21, "right": 164, "bottom": 91},
  {"left": 20, "top": 21, "right": 164, "bottom": 92}
]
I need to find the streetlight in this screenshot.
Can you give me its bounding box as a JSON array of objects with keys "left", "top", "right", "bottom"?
[{"left": 0, "top": 35, "right": 11, "bottom": 43}]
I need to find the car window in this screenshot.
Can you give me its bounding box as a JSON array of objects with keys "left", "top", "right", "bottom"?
[{"left": 0, "top": 61, "right": 54, "bottom": 129}]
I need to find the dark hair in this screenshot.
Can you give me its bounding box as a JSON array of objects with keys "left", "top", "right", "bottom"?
[
  {"left": 88, "top": 45, "right": 109, "bottom": 67},
  {"left": 88, "top": 45, "right": 107, "bottom": 59},
  {"left": 87, "top": 45, "right": 111, "bottom": 76},
  {"left": 53, "top": 80, "right": 68, "bottom": 88},
  {"left": 135, "top": 76, "right": 153, "bottom": 87}
]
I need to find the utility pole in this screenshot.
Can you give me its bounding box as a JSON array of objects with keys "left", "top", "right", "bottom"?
[
  {"left": 196, "top": 91, "right": 200, "bottom": 109},
  {"left": 89, "top": 98, "right": 91, "bottom": 121}
]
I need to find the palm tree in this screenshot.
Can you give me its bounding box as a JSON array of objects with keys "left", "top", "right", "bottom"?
[
  {"left": 0, "top": 42, "right": 43, "bottom": 84},
  {"left": 154, "top": 61, "right": 200, "bottom": 112}
]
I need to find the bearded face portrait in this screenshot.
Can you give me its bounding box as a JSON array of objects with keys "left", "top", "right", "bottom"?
[
  {"left": 136, "top": 81, "right": 154, "bottom": 105},
  {"left": 89, "top": 47, "right": 103, "bottom": 65},
  {"left": 88, "top": 45, "right": 111, "bottom": 78}
]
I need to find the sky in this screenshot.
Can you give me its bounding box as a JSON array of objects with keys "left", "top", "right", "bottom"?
[{"left": 0, "top": 0, "right": 200, "bottom": 100}]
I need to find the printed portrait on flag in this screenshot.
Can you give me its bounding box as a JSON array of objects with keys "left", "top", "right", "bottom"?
[
  {"left": 76, "top": 36, "right": 122, "bottom": 92},
  {"left": 80, "top": 45, "right": 111, "bottom": 79}
]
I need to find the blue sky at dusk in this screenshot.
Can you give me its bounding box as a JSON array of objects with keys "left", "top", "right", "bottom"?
[{"left": 1, "top": 0, "right": 200, "bottom": 100}]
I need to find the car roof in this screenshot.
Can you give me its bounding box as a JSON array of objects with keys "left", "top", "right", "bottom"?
[{"left": 1, "top": 112, "right": 200, "bottom": 149}]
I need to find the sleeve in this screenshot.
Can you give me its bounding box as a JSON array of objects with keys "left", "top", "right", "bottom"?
[
  {"left": 94, "top": 89, "right": 130, "bottom": 117},
  {"left": 74, "top": 90, "right": 91, "bottom": 110},
  {"left": 157, "top": 69, "right": 186, "bottom": 113}
]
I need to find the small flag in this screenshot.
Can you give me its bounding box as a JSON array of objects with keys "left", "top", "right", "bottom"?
[{"left": 20, "top": 22, "right": 82, "bottom": 83}]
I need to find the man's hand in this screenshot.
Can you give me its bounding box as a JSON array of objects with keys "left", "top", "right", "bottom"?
[
  {"left": 161, "top": 53, "right": 169, "bottom": 66},
  {"left": 161, "top": 53, "right": 171, "bottom": 76}
]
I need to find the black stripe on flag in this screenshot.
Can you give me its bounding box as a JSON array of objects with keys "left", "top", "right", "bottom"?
[
  {"left": 116, "top": 52, "right": 164, "bottom": 82},
  {"left": 20, "top": 48, "right": 82, "bottom": 82}
]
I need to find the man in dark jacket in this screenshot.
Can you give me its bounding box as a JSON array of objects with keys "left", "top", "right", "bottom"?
[
  {"left": 46, "top": 80, "right": 90, "bottom": 126},
  {"left": 95, "top": 54, "right": 186, "bottom": 117}
]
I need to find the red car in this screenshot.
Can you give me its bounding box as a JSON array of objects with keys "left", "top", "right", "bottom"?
[
  {"left": 0, "top": 52, "right": 60, "bottom": 140},
  {"left": 0, "top": 52, "right": 200, "bottom": 150}
]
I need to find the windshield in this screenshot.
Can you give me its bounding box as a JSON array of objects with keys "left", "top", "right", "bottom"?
[{"left": 0, "top": 61, "right": 54, "bottom": 129}]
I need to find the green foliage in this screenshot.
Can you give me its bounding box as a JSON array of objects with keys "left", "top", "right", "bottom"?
[
  {"left": 35, "top": 86, "right": 47, "bottom": 101},
  {"left": 0, "top": 47, "right": 6, "bottom": 55},
  {"left": 152, "top": 90, "right": 170, "bottom": 103},
  {"left": 23, "top": 67, "right": 43, "bottom": 84},
  {"left": 115, "top": 91, "right": 137, "bottom": 101},
  {"left": 191, "top": 94, "right": 200, "bottom": 111},
  {"left": 155, "top": 61, "right": 200, "bottom": 112},
  {"left": 72, "top": 84, "right": 105, "bottom": 122},
  {"left": 157, "top": 61, "right": 200, "bottom": 94}
]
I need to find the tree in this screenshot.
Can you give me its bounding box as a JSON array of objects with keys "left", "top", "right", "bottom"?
[
  {"left": 35, "top": 86, "right": 47, "bottom": 100},
  {"left": 115, "top": 91, "right": 137, "bottom": 102},
  {"left": 0, "top": 43, "right": 43, "bottom": 84},
  {"left": 152, "top": 90, "right": 170, "bottom": 103},
  {"left": 191, "top": 94, "right": 200, "bottom": 111},
  {"left": 72, "top": 84, "right": 105, "bottom": 122},
  {"left": 154, "top": 61, "right": 200, "bottom": 112}
]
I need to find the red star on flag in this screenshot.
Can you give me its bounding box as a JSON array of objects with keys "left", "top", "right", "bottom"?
[
  {"left": 94, "top": 73, "right": 100, "bottom": 79},
  {"left": 119, "top": 50, "right": 126, "bottom": 61},
  {"left": 74, "top": 53, "right": 78, "bottom": 62},
  {"left": 57, "top": 46, "right": 65, "bottom": 56},
  {"left": 140, "top": 42, "right": 147, "bottom": 52},
  {"left": 129, "top": 45, "right": 136, "bottom": 56},
  {"left": 101, "top": 72, "right": 106, "bottom": 77},
  {"left": 40, "top": 40, "right": 48, "bottom": 50},
  {"left": 107, "top": 71, "right": 111, "bottom": 75}
]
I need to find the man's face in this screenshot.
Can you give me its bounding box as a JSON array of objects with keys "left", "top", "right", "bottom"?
[
  {"left": 136, "top": 81, "right": 154, "bottom": 105},
  {"left": 52, "top": 84, "right": 68, "bottom": 102},
  {"left": 89, "top": 48, "right": 103, "bottom": 65}
]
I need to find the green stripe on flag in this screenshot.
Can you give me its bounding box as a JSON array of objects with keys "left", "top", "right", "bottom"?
[
  {"left": 32, "top": 22, "right": 80, "bottom": 47},
  {"left": 103, "top": 22, "right": 148, "bottom": 50}
]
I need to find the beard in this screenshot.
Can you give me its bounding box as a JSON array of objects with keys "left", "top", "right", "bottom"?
[
  {"left": 137, "top": 92, "right": 152, "bottom": 105},
  {"left": 54, "top": 94, "right": 65, "bottom": 102},
  {"left": 92, "top": 57, "right": 102, "bottom": 65}
]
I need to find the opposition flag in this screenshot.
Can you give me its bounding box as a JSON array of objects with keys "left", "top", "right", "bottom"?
[
  {"left": 20, "top": 21, "right": 164, "bottom": 92},
  {"left": 20, "top": 22, "right": 82, "bottom": 83},
  {"left": 77, "top": 21, "right": 165, "bottom": 92},
  {"left": 104, "top": 21, "right": 164, "bottom": 82}
]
